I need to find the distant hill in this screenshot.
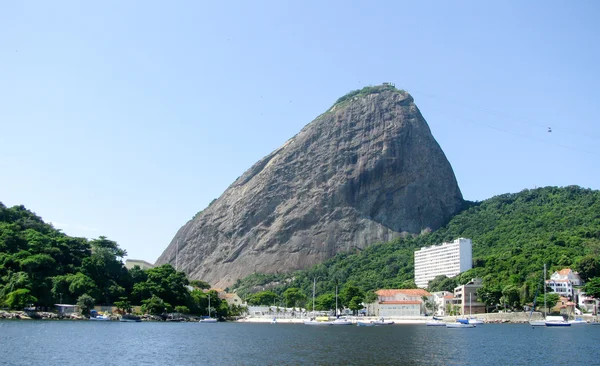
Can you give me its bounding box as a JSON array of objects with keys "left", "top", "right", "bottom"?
[
  {"left": 231, "top": 186, "right": 600, "bottom": 305},
  {"left": 157, "top": 84, "right": 464, "bottom": 287}
]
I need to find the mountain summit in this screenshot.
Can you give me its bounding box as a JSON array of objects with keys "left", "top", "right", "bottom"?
[{"left": 156, "top": 84, "right": 464, "bottom": 287}]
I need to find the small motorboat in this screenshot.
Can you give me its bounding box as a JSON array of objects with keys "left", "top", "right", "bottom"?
[
  {"left": 331, "top": 317, "right": 353, "bottom": 325},
  {"left": 468, "top": 318, "right": 484, "bottom": 325},
  {"left": 357, "top": 321, "right": 375, "bottom": 327},
  {"left": 372, "top": 317, "right": 394, "bottom": 326},
  {"left": 304, "top": 320, "right": 333, "bottom": 326},
  {"left": 446, "top": 322, "right": 475, "bottom": 328},
  {"left": 529, "top": 320, "right": 546, "bottom": 326},
  {"left": 89, "top": 314, "right": 111, "bottom": 321},
  {"left": 119, "top": 314, "right": 141, "bottom": 322},
  {"left": 426, "top": 320, "right": 446, "bottom": 326},
  {"left": 199, "top": 317, "right": 218, "bottom": 323}
]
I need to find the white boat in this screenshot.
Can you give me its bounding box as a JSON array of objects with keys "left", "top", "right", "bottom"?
[
  {"left": 545, "top": 315, "right": 571, "bottom": 327},
  {"left": 89, "top": 314, "right": 111, "bottom": 321},
  {"left": 304, "top": 320, "right": 333, "bottom": 326},
  {"left": 426, "top": 320, "right": 446, "bottom": 326},
  {"left": 529, "top": 320, "right": 546, "bottom": 326},
  {"left": 199, "top": 293, "right": 218, "bottom": 323},
  {"left": 446, "top": 322, "right": 475, "bottom": 328},
  {"left": 200, "top": 317, "right": 218, "bottom": 323},
  {"left": 357, "top": 321, "right": 375, "bottom": 327},
  {"left": 271, "top": 317, "right": 277, "bottom": 324},
  {"left": 372, "top": 317, "right": 394, "bottom": 325},
  {"left": 568, "top": 318, "right": 587, "bottom": 325},
  {"left": 331, "top": 317, "right": 353, "bottom": 325},
  {"left": 468, "top": 318, "right": 484, "bottom": 325}
]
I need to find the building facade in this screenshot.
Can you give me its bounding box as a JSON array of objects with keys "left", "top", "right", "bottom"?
[
  {"left": 546, "top": 268, "right": 582, "bottom": 300},
  {"left": 432, "top": 291, "right": 454, "bottom": 316},
  {"left": 375, "top": 289, "right": 432, "bottom": 317},
  {"left": 414, "top": 238, "right": 472, "bottom": 288},
  {"left": 125, "top": 259, "right": 155, "bottom": 270},
  {"left": 452, "top": 278, "right": 485, "bottom": 316}
]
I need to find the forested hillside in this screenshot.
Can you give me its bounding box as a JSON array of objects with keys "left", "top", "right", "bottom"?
[
  {"left": 231, "top": 186, "right": 600, "bottom": 310},
  {"left": 0, "top": 203, "right": 237, "bottom": 317}
]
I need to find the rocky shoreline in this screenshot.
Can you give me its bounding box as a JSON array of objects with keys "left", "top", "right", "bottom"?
[{"left": 0, "top": 310, "right": 198, "bottom": 322}]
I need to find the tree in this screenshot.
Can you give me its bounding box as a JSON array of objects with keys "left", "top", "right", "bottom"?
[
  {"left": 348, "top": 296, "right": 364, "bottom": 315},
  {"left": 4, "top": 289, "right": 37, "bottom": 310},
  {"left": 477, "top": 285, "right": 502, "bottom": 313},
  {"left": 247, "top": 291, "right": 278, "bottom": 306},
  {"left": 190, "top": 280, "right": 211, "bottom": 289},
  {"left": 584, "top": 277, "right": 600, "bottom": 299},
  {"left": 141, "top": 295, "right": 171, "bottom": 315},
  {"left": 315, "top": 293, "right": 335, "bottom": 311},
  {"left": 175, "top": 305, "right": 190, "bottom": 314},
  {"left": 427, "top": 275, "right": 457, "bottom": 293},
  {"left": 77, "top": 294, "right": 95, "bottom": 316},
  {"left": 340, "top": 285, "right": 363, "bottom": 307},
  {"left": 283, "top": 288, "right": 307, "bottom": 308},
  {"left": 114, "top": 297, "right": 133, "bottom": 314},
  {"left": 577, "top": 256, "right": 600, "bottom": 281},
  {"left": 501, "top": 285, "right": 521, "bottom": 309},
  {"left": 363, "top": 291, "right": 379, "bottom": 316}
]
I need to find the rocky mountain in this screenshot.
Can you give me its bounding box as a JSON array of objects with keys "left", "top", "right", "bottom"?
[{"left": 156, "top": 84, "right": 464, "bottom": 287}]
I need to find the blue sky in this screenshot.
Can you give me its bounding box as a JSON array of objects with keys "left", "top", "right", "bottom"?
[{"left": 1, "top": 1, "right": 599, "bottom": 263}]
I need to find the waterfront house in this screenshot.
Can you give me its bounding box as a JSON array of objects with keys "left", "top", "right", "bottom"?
[
  {"left": 375, "top": 289, "right": 432, "bottom": 317},
  {"left": 432, "top": 291, "right": 454, "bottom": 316},
  {"left": 452, "top": 278, "right": 485, "bottom": 315},
  {"left": 546, "top": 268, "right": 582, "bottom": 300},
  {"left": 55, "top": 304, "right": 78, "bottom": 315},
  {"left": 550, "top": 296, "right": 576, "bottom": 316}
]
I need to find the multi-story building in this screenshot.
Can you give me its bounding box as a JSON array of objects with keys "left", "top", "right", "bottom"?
[
  {"left": 432, "top": 291, "right": 454, "bottom": 316},
  {"left": 124, "top": 259, "right": 155, "bottom": 270},
  {"left": 546, "top": 268, "right": 582, "bottom": 300},
  {"left": 452, "top": 278, "right": 485, "bottom": 315},
  {"left": 414, "top": 238, "right": 472, "bottom": 288},
  {"left": 374, "top": 289, "right": 432, "bottom": 317}
]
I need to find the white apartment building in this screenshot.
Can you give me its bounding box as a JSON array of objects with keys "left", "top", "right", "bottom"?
[{"left": 414, "top": 238, "right": 472, "bottom": 288}]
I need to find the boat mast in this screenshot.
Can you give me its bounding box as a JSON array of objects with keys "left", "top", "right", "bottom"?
[
  {"left": 312, "top": 277, "right": 316, "bottom": 317},
  {"left": 544, "top": 263, "right": 547, "bottom": 318},
  {"left": 335, "top": 285, "right": 338, "bottom": 317},
  {"left": 469, "top": 293, "right": 472, "bottom": 318}
]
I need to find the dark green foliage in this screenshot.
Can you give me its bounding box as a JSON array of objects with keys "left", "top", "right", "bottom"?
[
  {"left": 247, "top": 291, "right": 278, "bottom": 306},
  {"left": 76, "top": 294, "right": 95, "bottom": 316},
  {"left": 583, "top": 278, "right": 600, "bottom": 299},
  {"left": 232, "top": 186, "right": 600, "bottom": 309},
  {"left": 0, "top": 202, "right": 240, "bottom": 318}
]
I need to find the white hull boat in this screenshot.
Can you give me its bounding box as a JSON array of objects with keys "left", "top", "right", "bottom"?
[
  {"left": 304, "top": 320, "right": 333, "bottom": 326},
  {"left": 331, "top": 318, "right": 353, "bottom": 325},
  {"left": 426, "top": 321, "right": 446, "bottom": 326},
  {"left": 200, "top": 317, "right": 218, "bottom": 323},
  {"left": 446, "top": 323, "right": 475, "bottom": 328}
]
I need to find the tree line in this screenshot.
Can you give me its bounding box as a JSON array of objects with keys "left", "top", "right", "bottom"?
[{"left": 0, "top": 203, "right": 244, "bottom": 318}]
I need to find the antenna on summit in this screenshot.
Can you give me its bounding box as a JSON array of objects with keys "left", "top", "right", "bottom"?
[{"left": 382, "top": 82, "right": 395, "bottom": 87}]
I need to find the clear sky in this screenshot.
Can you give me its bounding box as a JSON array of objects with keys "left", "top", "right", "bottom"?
[{"left": 1, "top": 1, "right": 599, "bottom": 264}]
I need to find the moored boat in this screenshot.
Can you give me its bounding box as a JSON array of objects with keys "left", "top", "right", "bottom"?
[
  {"left": 89, "top": 314, "right": 111, "bottom": 321},
  {"left": 446, "top": 322, "right": 475, "bottom": 328},
  {"left": 304, "top": 320, "right": 333, "bottom": 326},
  {"left": 119, "top": 314, "right": 141, "bottom": 322},
  {"left": 545, "top": 316, "right": 571, "bottom": 327},
  {"left": 357, "top": 321, "right": 375, "bottom": 327},
  {"left": 331, "top": 317, "right": 352, "bottom": 325},
  {"left": 426, "top": 320, "right": 446, "bottom": 326}
]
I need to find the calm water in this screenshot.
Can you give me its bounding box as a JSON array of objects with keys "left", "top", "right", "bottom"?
[{"left": 1, "top": 321, "right": 599, "bottom": 365}]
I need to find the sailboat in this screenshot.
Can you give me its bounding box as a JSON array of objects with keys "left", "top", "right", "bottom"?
[
  {"left": 467, "top": 293, "right": 484, "bottom": 325},
  {"left": 200, "top": 293, "right": 218, "bottom": 323},
  {"left": 331, "top": 285, "right": 352, "bottom": 325},
  {"left": 529, "top": 264, "right": 548, "bottom": 326}
]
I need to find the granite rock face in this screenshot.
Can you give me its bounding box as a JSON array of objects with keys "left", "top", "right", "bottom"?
[{"left": 156, "top": 86, "right": 464, "bottom": 287}]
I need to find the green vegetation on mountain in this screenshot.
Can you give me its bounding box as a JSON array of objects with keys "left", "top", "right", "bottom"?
[
  {"left": 333, "top": 84, "right": 404, "bottom": 107},
  {"left": 231, "top": 186, "right": 600, "bottom": 311},
  {"left": 0, "top": 203, "right": 234, "bottom": 317}
]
